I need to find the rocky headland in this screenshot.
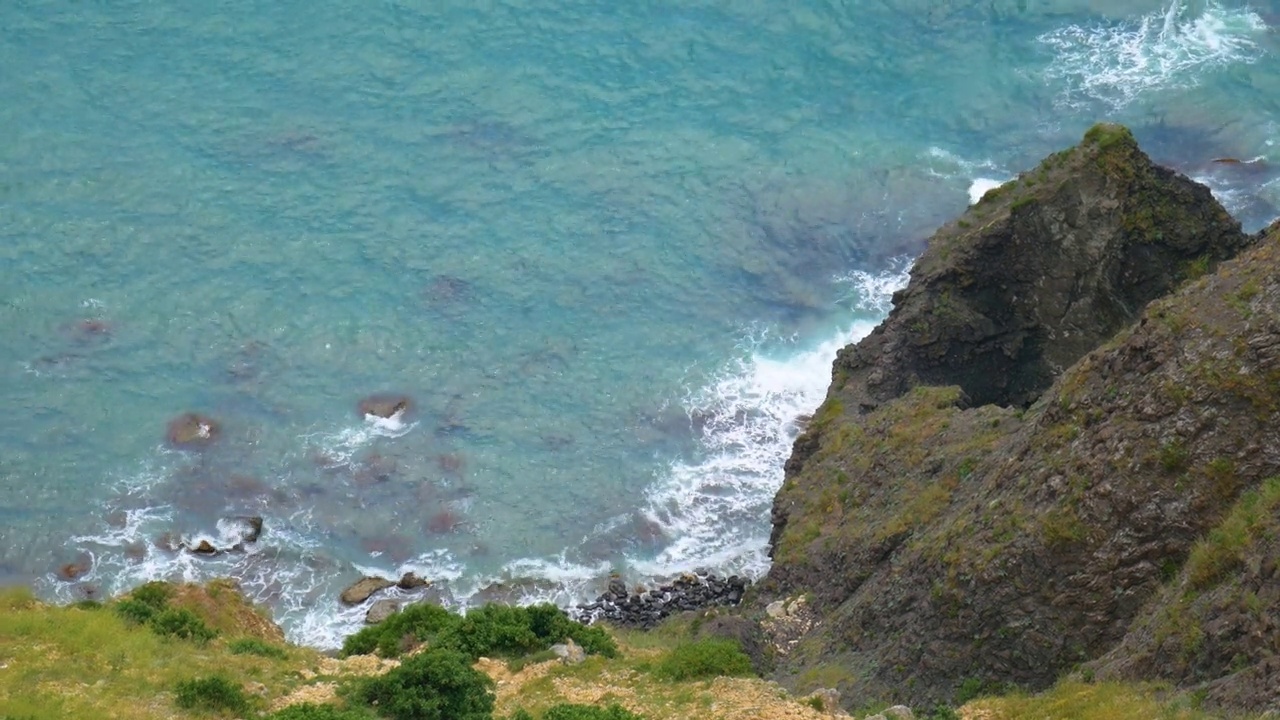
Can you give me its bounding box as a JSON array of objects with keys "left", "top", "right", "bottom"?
[{"left": 753, "top": 124, "right": 1280, "bottom": 714}]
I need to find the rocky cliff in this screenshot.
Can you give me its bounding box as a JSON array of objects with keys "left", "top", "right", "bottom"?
[{"left": 758, "top": 125, "right": 1279, "bottom": 714}]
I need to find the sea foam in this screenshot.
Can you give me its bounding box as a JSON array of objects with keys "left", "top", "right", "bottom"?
[
  {"left": 629, "top": 262, "right": 911, "bottom": 581},
  {"left": 1040, "top": 1, "right": 1267, "bottom": 110}
]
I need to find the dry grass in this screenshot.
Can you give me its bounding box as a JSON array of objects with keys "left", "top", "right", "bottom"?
[{"left": 961, "top": 681, "right": 1227, "bottom": 720}]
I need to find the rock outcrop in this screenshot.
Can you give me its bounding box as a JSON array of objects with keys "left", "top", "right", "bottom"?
[
  {"left": 758, "top": 127, "right": 1279, "bottom": 714},
  {"left": 826, "top": 124, "right": 1250, "bottom": 415}
]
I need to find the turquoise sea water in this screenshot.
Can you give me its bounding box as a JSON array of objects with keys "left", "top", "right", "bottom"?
[{"left": 2, "top": 0, "right": 1277, "bottom": 646}]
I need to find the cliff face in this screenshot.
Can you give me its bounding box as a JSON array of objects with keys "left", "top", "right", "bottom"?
[
  {"left": 759, "top": 126, "right": 1279, "bottom": 713},
  {"left": 826, "top": 124, "right": 1250, "bottom": 414}
]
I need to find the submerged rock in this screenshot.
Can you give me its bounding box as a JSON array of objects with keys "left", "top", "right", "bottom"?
[
  {"left": 357, "top": 394, "right": 411, "bottom": 419},
  {"left": 339, "top": 576, "right": 395, "bottom": 606},
  {"left": 165, "top": 413, "right": 221, "bottom": 448}
]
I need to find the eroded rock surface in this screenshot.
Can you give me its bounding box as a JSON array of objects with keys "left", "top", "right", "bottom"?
[
  {"left": 759, "top": 129, "right": 1279, "bottom": 714},
  {"left": 827, "top": 124, "right": 1250, "bottom": 416}
]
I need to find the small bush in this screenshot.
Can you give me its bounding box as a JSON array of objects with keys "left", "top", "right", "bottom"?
[
  {"left": 543, "top": 704, "right": 646, "bottom": 720},
  {"left": 439, "top": 603, "right": 617, "bottom": 660},
  {"left": 340, "top": 601, "right": 617, "bottom": 661},
  {"left": 72, "top": 599, "right": 103, "bottom": 610},
  {"left": 114, "top": 598, "right": 159, "bottom": 625},
  {"left": 150, "top": 608, "right": 218, "bottom": 644},
  {"left": 341, "top": 602, "right": 457, "bottom": 658},
  {"left": 229, "top": 637, "right": 289, "bottom": 659},
  {"left": 653, "top": 638, "right": 754, "bottom": 681},
  {"left": 174, "top": 675, "right": 249, "bottom": 714},
  {"left": 924, "top": 706, "right": 960, "bottom": 720},
  {"left": 132, "top": 581, "right": 174, "bottom": 609},
  {"left": 267, "top": 703, "right": 377, "bottom": 720},
  {"left": 350, "top": 648, "right": 494, "bottom": 720}
]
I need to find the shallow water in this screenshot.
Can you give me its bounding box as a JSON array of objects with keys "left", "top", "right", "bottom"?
[{"left": 1, "top": 0, "right": 1277, "bottom": 645}]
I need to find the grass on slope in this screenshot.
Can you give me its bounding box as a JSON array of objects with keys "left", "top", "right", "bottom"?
[
  {"left": 961, "top": 681, "right": 1234, "bottom": 720},
  {"left": 0, "top": 584, "right": 314, "bottom": 720}
]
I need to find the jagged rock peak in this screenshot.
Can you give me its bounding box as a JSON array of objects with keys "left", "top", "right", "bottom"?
[{"left": 831, "top": 123, "right": 1251, "bottom": 414}]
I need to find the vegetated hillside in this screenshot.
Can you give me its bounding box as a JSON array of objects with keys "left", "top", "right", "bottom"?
[{"left": 759, "top": 125, "right": 1280, "bottom": 714}]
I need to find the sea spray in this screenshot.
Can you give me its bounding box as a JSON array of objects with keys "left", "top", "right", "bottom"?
[
  {"left": 630, "top": 262, "right": 911, "bottom": 580},
  {"left": 1040, "top": 0, "right": 1267, "bottom": 110}
]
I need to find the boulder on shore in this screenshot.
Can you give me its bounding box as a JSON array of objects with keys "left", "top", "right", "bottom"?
[
  {"left": 365, "top": 598, "right": 401, "bottom": 624},
  {"left": 340, "top": 576, "right": 395, "bottom": 605}
]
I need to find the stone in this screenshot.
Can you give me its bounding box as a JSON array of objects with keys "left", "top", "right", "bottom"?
[
  {"left": 766, "top": 600, "right": 789, "bottom": 618},
  {"left": 803, "top": 681, "right": 844, "bottom": 712},
  {"left": 340, "top": 576, "right": 394, "bottom": 605},
  {"left": 365, "top": 599, "right": 400, "bottom": 625},
  {"left": 397, "top": 572, "right": 429, "bottom": 590},
  {"left": 55, "top": 553, "right": 92, "bottom": 582},
  {"left": 358, "top": 394, "right": 412, "bottom": 419},
  {"left": 550, "top": 638, "right": 586, "bottom": 664},
  {"left": 189, "top": 540, "right": 218, "bottom": 556},
  {"left": 165, "top": 412, "right": 221, "bottom": 448},
  {"left": 883, "top": 707, "right": 914, "bottom": 720}
]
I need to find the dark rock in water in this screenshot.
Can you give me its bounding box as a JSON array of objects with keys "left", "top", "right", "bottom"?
[
  {"left": 576, "top": 572, "right": 752, "bottom": 629},
  {"left": 397, "top": 572, "right": 429, "bottom": 590},
  {"left": 189, "top": 540, "right": 219, "bottom": 556},
  {"left": 123, "top": 541, "right": 147, "bottom": 563},
  {"left": 358, "top": 394, "right": 412, "bottom": 419},
  {"left": 231, "top": 516, "right": 264, "bottom": 546},
  {"left": 365, "top": 598, "right": 401, "bottom": 625},
  {"left": 166, "top": 413, "right": 221, "bottom": 448},
  {"left": 56, "top": 553, "right": 93, "bottom": 582},
  {"left": 827, "top": 123, "right": 1252, "bottom": 416},
  {"left": 154, "top": 532, "right": 181, "bottom": 552},
  {"left": 340, "top": 576, "right": 395, "bottom": 605}
]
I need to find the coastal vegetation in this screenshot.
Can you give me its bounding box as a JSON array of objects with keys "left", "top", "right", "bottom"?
[{"left": 0, "top": 578, "right": 1264, "bottom": 720}]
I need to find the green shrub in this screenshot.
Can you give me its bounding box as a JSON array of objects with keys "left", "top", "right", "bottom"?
[
  {"left": 113, "top": 598, "right": 159, "bottom": 625},
  {"left": 132, "top": 581, "right": 174, "bottom": 609},
  {"left": 341, "top": 602, "right": 457, "bottom": 658},
  {"left": 924, "top": 706, "right": 960, "bottom": 720},
  {"left": 543, "top": 704, "right": 645, "bottom": 720},
  {"left": 438, "top": 603, "right": 617, "bottom": 660},
  {"left": 174, "top": 675, "right": 249, "bottom": 714},
  {"left": 436, "top": 604, "right": 542, "bottom": 658},
  {"left": 229, "top": 637, "right": 289, "bottom": 659},
  {"left": 72, "top": 599, "right": 103, "bottom": 610},
  {"left": 149, "top": 608, "right": 218, "bottom": 644},
  {"left": 653, "top": 639, "right": 754, "bottom": 681},
  {"left": 267, "top": 703, "right": 377, "bottom": 720},
  {"left": 341, "top": 602, "right": 617, "bottom": 661},
  {"left": 350, "top": 648, "right": 494, "bottom": 720}
]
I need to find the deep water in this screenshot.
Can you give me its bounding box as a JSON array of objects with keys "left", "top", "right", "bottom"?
[{"left": 1, "top": 0, "right": 1277, "bottom": 646}]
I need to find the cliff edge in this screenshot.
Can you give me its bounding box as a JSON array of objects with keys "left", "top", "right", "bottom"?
[{"left": 759, "top": 125, "right": 1278, "bottom": 714}]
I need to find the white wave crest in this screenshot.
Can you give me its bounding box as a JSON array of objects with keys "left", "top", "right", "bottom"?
[
  {"left": 1040, "top": 1, "right": 1267, "bottom": 110},
  {"left": 631, "top": 264, "right": 911, "bottom": 580}
]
